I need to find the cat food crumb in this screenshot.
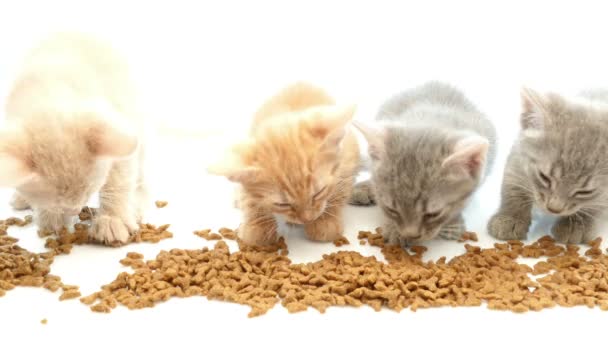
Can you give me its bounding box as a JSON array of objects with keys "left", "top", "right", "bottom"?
[
  {"left": 59, "top": 289, "right": 81, "bottom": 301},
  {"left": 155, "top": 201, "right": 168, "bottom": 208},
  {"left": 78, "top": 207, "right": 97, "bottom": 221},
  {"left": 218, "top": 227, "right": 237, "bottom": 240},
  {"left": 194, "top": 229, "right": 222, "bottom": 240},
  {"left": 333, "top": 236, "right": 350, "bottom": 247},
  {"left": 359, "top": 240, "right": 366, "bottom": 245},
  {"left": 458, "top": 231, "right": 478, "bottom": 242},
  {"left": 40, "top": 318, "right": 47, "bottom": 325}
]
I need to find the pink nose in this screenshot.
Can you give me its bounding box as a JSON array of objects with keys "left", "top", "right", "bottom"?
[{"left": 300, "top": 211, "right": 318, "bottom": 223}]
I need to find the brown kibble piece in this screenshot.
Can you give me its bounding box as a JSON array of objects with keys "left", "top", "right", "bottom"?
[
  {"left": 41, "top": 318, "right": 47, "bottom": 325},
  {"left": 155, "top": 201, "right": 168, "bottom": 208},
  {"left": 458, "top": 231, "right": 478, "bottom": 243},
  {"left": 333, "top": 236, "right": 350, "bottom": 247},
  {"left": 194, "top": 229, "right": 222, "bottom": 240}
]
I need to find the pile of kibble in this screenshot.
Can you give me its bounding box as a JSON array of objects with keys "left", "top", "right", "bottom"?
[
  {"left": 79, "top": 227, "right": 608, "bottom": 317},
  {"left": 0, "top": 208, "right": 173, "bottom": 301},
  {"left": 3, "top": 211, "right": 608, "bottom": 317}
]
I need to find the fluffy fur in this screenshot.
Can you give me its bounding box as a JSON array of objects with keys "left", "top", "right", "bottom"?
[
  {"left": 488, "top": 88, "right": 608, "bottom": 243},
  {"left": 352, "top": 82, "right": 496, "bottom": 245},
  {"left": 209, "top": 82, "right": 359, "bottom": 245},
  {"left": 0, "top": 32, "right": 146, "bottom": 244}
]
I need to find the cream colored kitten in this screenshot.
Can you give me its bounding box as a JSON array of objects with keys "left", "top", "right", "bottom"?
[{"left": 0, "top": 32, "right": 146, "bottom": 245}]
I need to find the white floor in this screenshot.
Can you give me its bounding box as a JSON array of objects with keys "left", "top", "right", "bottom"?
[{"left": 0, "top": 134, "right": 606, "bottom": 342}]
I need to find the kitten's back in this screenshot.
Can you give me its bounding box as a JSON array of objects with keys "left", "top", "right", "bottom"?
[
  {"left": 378, "top": 81, "right": 497, "bottom": 174},
  {"left": 251, "top": 82, "right": 335, "bottom": 132},
  {"left": 6, "top": 32, "right": 136, "bottom": 121}
]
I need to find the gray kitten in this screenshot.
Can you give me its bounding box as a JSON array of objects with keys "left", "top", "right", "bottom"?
[
  {"left": 351, "top": 82, "right": 496, "bottom": 245},
  {"left": 488, "top": 88, "right": 608, "bottom": 244}
]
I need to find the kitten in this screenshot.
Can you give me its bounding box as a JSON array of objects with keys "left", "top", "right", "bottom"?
[
  {"left": 209, "top": 82, "right": 359, "bottom": 246},
  {"left": 488, "top": 88, "right": 608, "bottom": 244},
  {"left": 351, "top": 81, "right": 496, "bottom": 245},
  {"left": 0, "top": 32, "right": 146, "bottom": 245}
]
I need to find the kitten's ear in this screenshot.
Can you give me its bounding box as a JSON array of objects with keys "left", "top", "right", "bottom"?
[
  {"left": 89, "top": 122, "right": 139, "bottom": 159},
  {"left": 207, "top": 142, "right": 261, "bottom": 184},
  {"left": 520, "top": 87, "right": 548, "bottom": 131},
  {"left": 308, "top": 105, "right": 357, "bottom": 147},
  {"left": 0, "top": 153, "right": 34, "bottom": 187},
  {"left": 352, "top": 121, "right": 385, "bottom": 161},
  {"left": 442, "top": 136, "right": 489, "bottom": 179}
]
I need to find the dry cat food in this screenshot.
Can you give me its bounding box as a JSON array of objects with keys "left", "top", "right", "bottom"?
[
  {"left": 80, "top": 227, "right": 608, "bottom": 317},
  {"left": 458, "top": 231, "right": 479, "bottom": 243},
  {"left": 40, "top": 318, "right": 47, "bottom": 325},
  {"left": 155, "top": 201, "right": 168, "bottom": 208},
  {"left": 194, "top": 229, "right": 222, "bottom": 241},
  {"left": 0, "top": 216, "right": 79, "bottom": 300},
  {"left": 1, "top": 212, "right": 172, "bottom": 302},
  {"left": 333, "top": 236, "right": 350, "bottom": 247}
]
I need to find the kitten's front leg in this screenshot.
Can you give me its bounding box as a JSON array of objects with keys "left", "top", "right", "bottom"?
[
  {"left": 91, "top": 160, "right": 139, "bottom": 245},
  {"left": 349, "top": 180, "right": 376, "bottom": 206},
  {"left": 487, "top": 174, "right": 533, "bottom": 240},
  {"left": 35, "top": 208, "right": 72, "bottom": 234},
  {"left": 439, "top": 214, "right": 466, "bottom": 240},
  {"left": 551, "top": 214, "right": 596, "bottom": 244},
  {"left": 238, "top": 208, "right": 278, "bottom": 246},
  {"left": 381, "top": 220, "right": 401, "bottom": 245},
  {"left": 304, "top": 205, "right": 343, "bottom": 242}
]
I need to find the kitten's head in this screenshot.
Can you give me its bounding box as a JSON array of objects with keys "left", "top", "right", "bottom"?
[
  {"left": 356, "top": 122, "right": 489, "bottom": 242},
  {"left": 209, "top": 105, "right": 355, "bottom": 224},
  {"left": 0, "top": 116, "right": 138, "bottom": 214},
  {"left": 518, "top": 88, "right": 608, "bottom": 216}
]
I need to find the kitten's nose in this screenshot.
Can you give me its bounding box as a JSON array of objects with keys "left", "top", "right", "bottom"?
[
  {"left": 546, "top": 198, "right": 565, "bottom": 214},
  {"left": 300, "top": 210, "right": 318, "bottom": 223}
]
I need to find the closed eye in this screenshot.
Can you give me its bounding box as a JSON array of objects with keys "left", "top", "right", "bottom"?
[
  {"left": 312, "top": 186, "right": 327, "bottom": 200},
  {"left": 423, "top": 211, "right": 442, "bottom": 221},
  {"left": 382, "top": 206, "right": 401, "bottom": 220},
  {"left": 273, "top": 202, "right": 292, "bottom": 209},
  {"left": 537, "top": 170, "right": 551, "bottom": 187},
  {"left": 572, "top": 189, "right": 595, "bottom": 198}
]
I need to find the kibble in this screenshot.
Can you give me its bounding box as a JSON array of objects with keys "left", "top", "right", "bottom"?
[
  {"left": 79, "top": 227, "right": 608, "bottom": 317},
  {"left": 333, "top": 236, "right": 350, "bottom": 247},
  {"left": 155, "top": 201, "right": 168, "bottom": 208}
]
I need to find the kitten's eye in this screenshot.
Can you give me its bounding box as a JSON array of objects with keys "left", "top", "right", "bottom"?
[
  {"left": 537, "top": 171, "right": 551, "bottom": 187},
  {"left": 312, "top": 186, "right": 327, "bottom": 200},
  {"left": 423, "top": 211, "right": 442, "bottom": 221},
  {"left": 274, "top": 202, "right": 292, "bottom": 209},
  {"left": 572, "top": 189, "right": 595, "bottom": 198},
  {"left": 383, "top": 206, "right": 401, "bottom": 219}
]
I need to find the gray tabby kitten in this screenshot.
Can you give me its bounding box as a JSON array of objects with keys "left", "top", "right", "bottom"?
[
  {"left": 352, "top": 82, "right": 496, "bottom": 245},
  {"left": 488, "top": 88, "right": 608, "bottom": 244}
]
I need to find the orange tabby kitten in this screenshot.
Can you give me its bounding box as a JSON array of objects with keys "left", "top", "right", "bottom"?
[{"left": 209, "top": 83, "right": 359, "bottom": 245}]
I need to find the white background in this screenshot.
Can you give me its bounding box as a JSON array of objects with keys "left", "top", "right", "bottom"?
[{"left": 1, "top": 0, "right": 607, "bottom": 341}]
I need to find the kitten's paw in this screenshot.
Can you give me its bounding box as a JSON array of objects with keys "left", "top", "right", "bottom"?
[
  {"left": 439, "top": 221, "right": 466, "bottom": 240},
  {"left": 487, "top": 214, "right": 529, "bottom": 240},
  {"left": 382, "top": 229, "right": 401, "bottom": 246},
  {"left": 551, "top": 218, "right": 593, "bottom": 244},
  {"left": 349, "top": 181, "right": 376, "bottom": 206},
  {"left": 305, "top": 216, "right": 343, "bottom": 242},
  {"left": 35, "top": 209, "right": 72, "bottom": 233},
  {"left": 91, "top": 214, "right": 138, "bottom": 245},
  {"left": 238, "top": 221, "right": 278, "bottom": 246},
  {"left": 10, "top": 193, "right": 30, "bottom": 210}
]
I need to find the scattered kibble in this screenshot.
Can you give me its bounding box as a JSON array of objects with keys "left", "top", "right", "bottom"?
[{"left": 333, "top": 236, "right": 350, "bottom": 247}]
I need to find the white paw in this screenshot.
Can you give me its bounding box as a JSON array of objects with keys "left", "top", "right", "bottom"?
[{"left": 91, "top": 213, "right": 139, "bottom": 245}]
